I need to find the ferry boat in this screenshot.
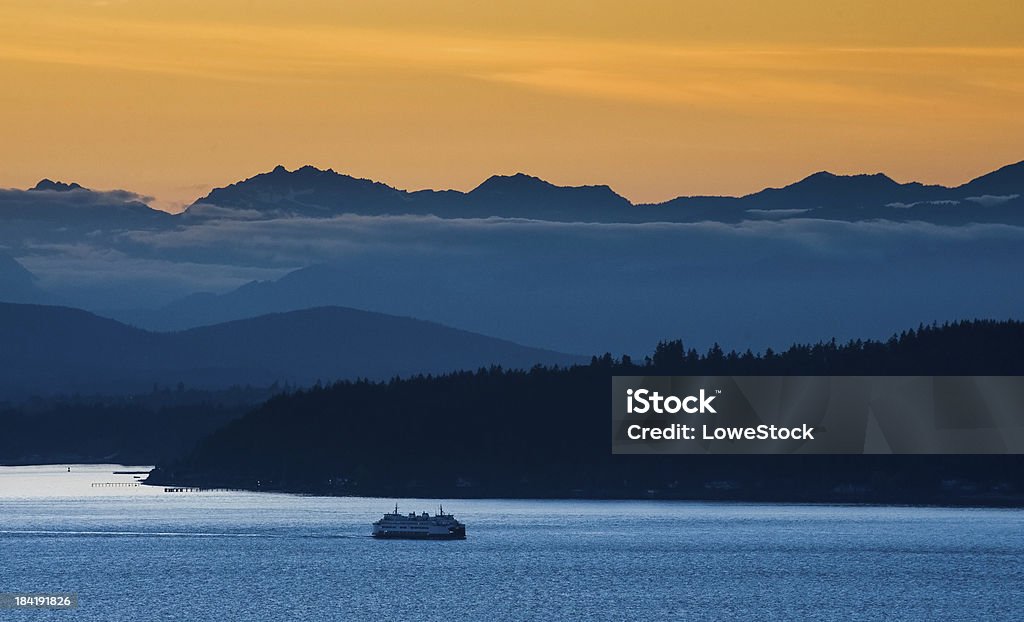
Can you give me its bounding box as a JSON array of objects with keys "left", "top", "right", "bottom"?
[{"left": 372, "top": 504, "right": 467, "bottom": 540}]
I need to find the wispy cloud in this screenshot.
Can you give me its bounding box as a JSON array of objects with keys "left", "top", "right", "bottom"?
[
  {"left": 113, "top": 212, "right": 1024, "bottom": 269},
  {"left": 8, "top": 210, "right": 1024, "bottom": 351},
  {"left": 16, "top": 242, "right": 287, "bottom": 307},
  {"left": 2, "top": 7, "right": 1022, "bottom": 117}
]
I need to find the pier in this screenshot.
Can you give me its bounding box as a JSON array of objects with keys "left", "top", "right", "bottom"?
[
  {"left": 87, "top": 482, "right": 244, "bottom": 493},
  {"left": 162, "top": 487, "right": 245, "bottom": 493}
]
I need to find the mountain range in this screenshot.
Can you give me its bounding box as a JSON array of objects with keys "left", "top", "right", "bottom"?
[
  {"left": 4, "top": 159, "right": 1021, "bottom": 229},
  {"left": 0, "top": 302, "right": 581, "bottom": 399},
  {"left": 181, "top": 160, "right": 1024, "bottom": 224},
  {"left": 3, "top": 159, "right": 1024, "bottom": 356}
]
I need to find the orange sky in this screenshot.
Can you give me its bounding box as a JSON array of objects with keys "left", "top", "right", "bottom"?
[{"left": 1, "top": 1, "right": 1022, "bottom": 211}]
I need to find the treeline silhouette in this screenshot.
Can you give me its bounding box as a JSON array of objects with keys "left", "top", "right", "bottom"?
[{"left": 148, "top": 320, "right": 1024, "bottom": 505}]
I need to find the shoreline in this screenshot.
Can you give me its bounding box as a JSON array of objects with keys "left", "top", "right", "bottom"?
[
  {"left": 140, "top": 478, "right": 1024, "bottom": 509},
  {"left": 5, "top": 462, "right": 1021, "bottom": 508}
]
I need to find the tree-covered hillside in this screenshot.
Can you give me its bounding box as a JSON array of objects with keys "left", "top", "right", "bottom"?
[{"left": 148, "top": 320, "right": 1024, "bottom": 505}]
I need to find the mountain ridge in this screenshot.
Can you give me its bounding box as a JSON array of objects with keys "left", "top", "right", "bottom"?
[
  {"left": 0, "top": 302, "right": 583, "bottom": 399},
  {"left": 7, "top": 160, "right": 1023, "bottom": 225},
  {"left": 30, "top": 179, "right": 85, "bottom": 192},
  {"left": 181, "top": 160, "right": 1024, "bottom": 224}
]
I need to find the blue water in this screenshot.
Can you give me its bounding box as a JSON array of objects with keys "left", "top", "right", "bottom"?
[{"left": 1, "top": 465, "right": 1021, "bottom": 621}]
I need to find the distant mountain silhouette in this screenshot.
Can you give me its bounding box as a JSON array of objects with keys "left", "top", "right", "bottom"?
[
  {"left": 645, "top": 164, "right": 1024, "bottom": 223},
  {"left": 0, "top": 252, "right": 44, "bottom": 303},
  {"left": 30, "top": 179, "right": 85, "bottom": 192},
  {"left": 189, "top": 164, "right": 417, "bottom": 218},
  {"left": 111, "top": 264, "right": 360, "bottom": 331},
  {"left": 465, "top": 173, "right": 631, "bottom": 218},
  {"left": 0, "top": 180, "right": 170, "bottom": 240},
  {"left": 956, "top": 160, "right": 1024, "bottom": 197},
  {"left": 0, "top": 303, "right": 582, "bottom": 399},
  {"left": 5, "top": 160, "right": 1022, "bottom": 228},
  {"left": 183, "top": 161, "right": 1024, "bottom": 225},
  {"left": 188, "top": 166, "right": 632, "bottom": 220},
  {"left": 3, "top": 159, "right": 1011, "bottom": 355},
  {"left": 742, "top": 171, "right": 949, "bottom": 209}
]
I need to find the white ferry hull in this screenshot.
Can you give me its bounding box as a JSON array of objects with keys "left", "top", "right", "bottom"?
[{"left": 371, "top": 527, "right": 466, "bottom": 540}]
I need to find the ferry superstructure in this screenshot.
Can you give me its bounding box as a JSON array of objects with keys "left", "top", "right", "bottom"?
[{"left": 372, "top": 504, "right": 467, "bottom": 540}]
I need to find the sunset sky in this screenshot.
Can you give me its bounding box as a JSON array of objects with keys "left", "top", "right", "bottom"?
[{"left": 1, "top": 1, "right": 1022, "bottom": 211}]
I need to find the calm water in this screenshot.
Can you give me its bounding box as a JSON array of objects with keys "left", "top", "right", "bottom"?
[{"left": 0, "top": 465, "right": 1021, "bottom": 621}]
